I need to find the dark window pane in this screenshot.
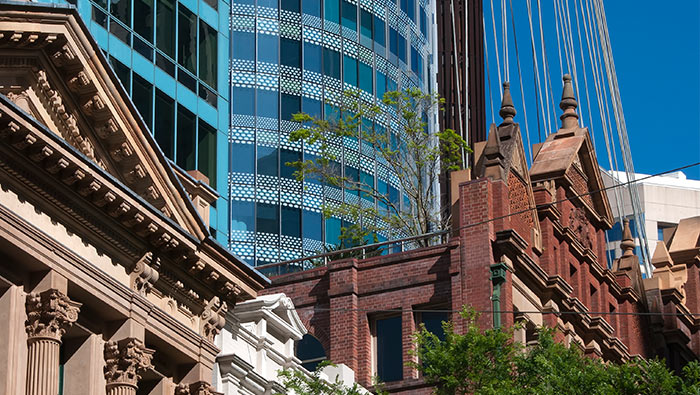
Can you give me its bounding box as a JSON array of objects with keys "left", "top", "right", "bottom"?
[
  {"left": 303, "top": 0, "right": 320, "bottom": 17},
  {"left": 345, "top": 165, "right": 359, "bottom": 195},
  {"left": 343, "top": 55, "right": 357, "bottom": 86},
  {"left": 199, "top": 21, "right": 217, "bottom": 87},
  {"left": 156, "top": 0, "right": 176, "bottom": 57},
  {"left": 178, "top": 8, "right": 197, "bottom": 73},
  {"left": 374, "top": 16, "right": 385, "bottom": 48},
  {"left": 109, "top": 56, "right": 131, "bottom": 92},
  {"left": 199, "top": 83, "right": 218, "bottom": 107},
  {"left": 323, "top": 48, "right": 340, "bottom": 79},
  {"left": 360, "top": 9, "right": 372, "bottom": 48},
  {"left": 324, "top": 103, "right": 339, "bottom": 122},
  {"left": 296, "top": 334, "right": 326, "bottom": 372},
  {"left": 325, "top": 217, "right": 341, "bottom": 245},
  {"left": 398, "top": 35, "right": 406, "bottom": 63},
  {"left": 154, "top": 89, "right": 174, "bottom": 158},
  {"left": 256, "top": 203, "right": 279, "bottom": 234},
  {"left": 198, "top": 119, "right": 217, "bottom": 188},
  {"left": 231, "top": 200, "right": 254, "bottom": 231},
  {"left": 259, "top": 0, "right": 277, "bottom": 9},
  {"left": 178, "top": 68, "right": 197, "bottom": 92},
  {"left": 176, "top": 105, "right": 196, "bottom": 170},
  {"left": 257, "top": 89, "right": 279, "bottom": 119},
  {"left": 258, "top": 33, "right": 279, "bottom": 64},
  {"left": 420, "top": 7, "right": 427, "bottom": 37},
  {"left": 387, "top": 77, "right": 397, "bottom": 92},
  {"left": 257, "top": 146, "right": 278, "bottom": 177},
  {"left": 421, "top": 312, "right": 448, "bottom": 341},
  {"left": 156, "top": 52, "right": 175, "bottom": 75},
  {"left": 110, "top": 0, "right": 130, "bottom": 26},
  {"left": 281, "top": 94, "right": 300, "bottom": 122},
  {"left": 360, "top": 171, "right": 374, "bottom": 199},
  {"left": 280, "top": 38, "right": 301, "bottom": 68},
  {"left": 110, "top": 19, "right": 131, "bottom": 44},
  {"left": 233, "top": 87, "right": 255, "bottom": 115},
  {"left": 303, "top": 210, "right": 322, "bottom": 241},
  {"left": 376, "top": 71, "right": 387, "bottom": 99},
  {"left": 304, "top": 42, "right": 322, "bottom": 73},
  {"left": 302, "top": 97, "right": 322, "bottom": 118},
  {"left": 341, "top": 0, "right": 356, "bottom": 31},
  {"left": 359, "top": 62, "right": 372, "bottom": 93},
  {"left": 133, "top": 36, "right": 153, "bottom": 61},
  {"left": 389, "top": 27, "right": 398, "bottom": 61},
  {"left": 233, "top": 31, "right": 255, "bottom": 61},
  {"left": 406, "top": 0, "right": 415, "bottom": 21},
  {"left": 231, "top": 143, "right": 254, "bottom": 173},
  {"left": 95, "top": 0, "right": 107, "bottom": 9},
  {"left": 132, "top": 74, "right": 153, "bottom": 127},
  {"left": 324, "top": 0, "right": 339, "bottom": 23},
  {"left": 134, "top": 0, "right": 153, "bottom": 42},
  {"left": 282, "top": 206, "right": 301, "bottom": 237},
  {"left": 281, "top": 0, "right": 299, "bottom": 12},
  {"left": 280, "top": 148, "right": 301, "bottom": 179},
  {"left": 376, "top": 316, "right": 403, "bottom": 382},
  {"left": 92, "top": 6, "right": 108, "bottom": 28}
]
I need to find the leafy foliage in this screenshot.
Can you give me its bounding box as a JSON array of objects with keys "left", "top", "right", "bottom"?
[
  {"left": 277, "top": 361, "right": 387, "bottom": 395},
  {"left": 413, "top": 308, "right": 700, "bottom": 395},
  {"left": 289, "top": 89, "right": 470, "bottom": 250}
]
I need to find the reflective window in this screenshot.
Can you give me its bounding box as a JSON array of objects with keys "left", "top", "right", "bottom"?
[
  {"left": 374, "top": 16, "right": 385, "bottom": 51},
  {"left": 92, "top": 6, "right": 108, "bottom": 28},
  {"left": 343, "top": 55, "right": 357, "bottom": 87},
  {"left": 407, "top": 0, "right": 415, "bottom": 21},
  {"left": 345, "top": 165, "right": 359, "bottom": 196},
  {"left": 302, "top": 97, "right": 322, "bottom": 118},
  {"left": 325, "top": 217, "right": 341, "bottom": 245},
  {"left": 360, "top": 171, "right": 374, "bottom": 200},
  {"left": 388, "top": 185, "right": 400, "bottom": 208},
  {"left": 303, "top": 42, "right": 322, "bottom": 73},
  {"left": 388, "top": 77, "right": 397, "bottom": 92},
  {"left": 258, "top": 33, "right": 279, "bottom": 64},
  {"left": 398, "top": 34, "right": 406, "bottom": 63},
  {"left": 281, "top": 0, "right": 300, "bottom": 12},
  {"left": 303, "top": 0, "right": 320, "bottom": 17},
  {"left": 360, "top": 9, "right": 373, "bottom": 48},
  {"left": 374, "top": 316, "right": 403, "bottom": 382},
  {"left": 282, "top": 206, "right": 301, "bottom": 238},
  {"left": 234, "top": 0, "right": 254, "bottom": 5},
  {"left": 323, "top": 48, "right": 340, "bottom": 79},
  {"left": 304, "top": 153, "right": 321, "bottom": 184},
  {"left": 389, "top": 27, "right": 398, "bottom": 62},
  {"left": 303, "top": 210, "right": 322, "bottom": 241},
  {"left": 281, "top": 38, "right": 301, "bottom": 68},
  {"left": 257, "top": 89, "right": 279, "bottom": 119},
  {"left": 198, "top": 120, "right": 217, "bottom": 187},
  {"left": 132, "top": 73, "right": 153, "bottom": 127},
  {"left": 420, "top": 7, "right": 427, "bottom": 37},
  {"left": 411, "top": 47, "right": 422, "bottom": 80},
  {"left": 296, "top": 334, "right": 326, "bottom": 372},
  {"left": 256, "top": 203, "right": 279, "bottom": 234},
  {"left": 324, "top": 0, "right": 339, "bottom": 23},
  {"left": 231, "top": 200, "right": 254, "bottom": 232},
  {"left": 176, "top": 105, "right": 196, "bottom": 170},
  {"left": 199, "top": 21, "right": 217, "bottom": 87},
  {"left": 178, "top": 8, "right": 197, "bottom": 73},
  {"left": 154, "top": 89, "right": 174, "bottom": 158},
  {"left": 233, "top": 31, "right": 255, "bottom": 61},
  {"left": 233, "top": 87, "right": 255, "bottom": 115},
  {"left": 259, "top": 0, "right": 278, "bottom": 9},
  {"left": 156, "top": 0, "right": 175, "bottom": 57},
  {"left": 280, "top": 148, "right": 301, "bottom": 179},
  {"left": 341, "top": 0, "right": 356, "bottom": 31},
  {"left": 134, "top": 0, "right": 153, "bottom": 42},
  {"left": 359, "top": 62, "right": 372, "bottom": 93},
  {"left": 257, "top": 146, "right": 278, "bottom": 177},
  {"left": 376, "top": 71, "right": 387, "bottom": 99},
  {"left": 281, "top": 94, "right": 301, "bottom": 121},
  {"left": 231, "top": 143, "right": 254, "bottom": 173},
  {"left": 110, "top": 57, "right": 131, "bottom": 92},
  {"left": 110, "top": 0, "right": 131, "bottom": 26}
]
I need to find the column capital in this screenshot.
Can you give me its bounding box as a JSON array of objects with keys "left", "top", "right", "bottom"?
[
  {"left": 104, "top": 338, "right": 154, "bottom": 389},
  {"left": 175, "top": 381, "right": 219, "bottom": 395},
  {"left": 25, "top": 288, "right": 81, "bottom": 341}
]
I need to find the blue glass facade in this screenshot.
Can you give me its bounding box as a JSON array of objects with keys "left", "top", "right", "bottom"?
[
  {"left": 60, "top": 0, "right": 231, "bottom": 245},
  {"left": 229, "top": 0, "right": 435, "bottom": 266}
]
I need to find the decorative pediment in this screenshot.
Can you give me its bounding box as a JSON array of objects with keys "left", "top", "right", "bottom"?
[
  {"left": 530, "top": 75, "right": 613, "bottom": 227},
  {"left": 0, "top": 4, "right": 206, "bottom": 240}
]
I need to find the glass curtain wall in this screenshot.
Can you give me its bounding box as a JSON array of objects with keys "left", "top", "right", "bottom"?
[{"left": 230, "top": 0, "right": 433, "bottom": 269}]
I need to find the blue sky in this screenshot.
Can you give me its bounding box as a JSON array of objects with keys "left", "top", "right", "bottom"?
[{"left": 481, "top": 0, "right": 700, "bottom": 179}]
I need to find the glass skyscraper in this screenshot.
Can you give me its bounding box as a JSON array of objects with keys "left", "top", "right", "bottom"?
[
  {"left": 57, "top": 0, "right": 231, "bottom": 245},
  {"left": 229, "top": 0, "right": 436, "bottom": 267}
]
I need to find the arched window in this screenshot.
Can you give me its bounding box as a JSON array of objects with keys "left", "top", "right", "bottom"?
[{"left": 296, "top": 334, "right": 326, "bottom": 371}]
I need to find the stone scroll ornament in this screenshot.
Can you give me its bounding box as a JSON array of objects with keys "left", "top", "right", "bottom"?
[
  {"left": 104, "top": 338, "right": 155, "bottom": 390},
  {"left": 25, "top": 289, "right": 81, "bottom": 341}
]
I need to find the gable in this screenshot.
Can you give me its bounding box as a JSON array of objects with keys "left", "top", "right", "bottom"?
[{"left": 0, "top": 3, "right": 207, "bottom": 240}]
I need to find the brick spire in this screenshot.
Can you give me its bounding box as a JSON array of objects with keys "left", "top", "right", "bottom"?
[
  {"left": 499, "top": 82, "right": 516, "bottom": 125},
  {"left": 559, "top": 74, "right": 579, "bottom": 129},
  {"left": 620, "top": 218, "right": 635, "bottom": 257}
]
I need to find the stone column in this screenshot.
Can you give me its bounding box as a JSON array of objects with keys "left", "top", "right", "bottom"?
[
  {"left": 103, "top": 338, "right": 154, "bottom": 395},
  {"left": 24, "top": 289, "right": 81, "bottom": 395}
]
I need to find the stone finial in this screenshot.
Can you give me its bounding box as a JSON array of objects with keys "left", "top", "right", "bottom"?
[
  {"left": 25, "top": 289, "right": 81, "bottom": 341},
  {"left": 499, "top": 82, "right": 517, "bottom": 125},
  {"left": 620, "top": 219, "right": 635, "bottom": 257},
  {"left": 559, "top": 74, "right": 579, "bottom": 129},
  {"left": 104, "top": 338, "right": 155, "bottom": 389}
]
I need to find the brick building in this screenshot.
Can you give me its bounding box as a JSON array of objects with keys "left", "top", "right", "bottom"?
[{"left": 262, "top": 77, "right": 700, "bottom": 393}]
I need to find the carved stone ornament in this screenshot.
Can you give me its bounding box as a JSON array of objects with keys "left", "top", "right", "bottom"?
[
  {"left": 200, "top": 297, "right": 227, "bottom": 342},
  {"left": 131, "top": 252, "right": 160, "bottom": 296},
  {"left": 176, "top": 381, "right": 219, "bottom": 395},
  {"left": 569, "top": 206, "right": 593, "bottom": 249},
  {"left": 103, "top": 338, "right": 155, "bottom": 388},
  {"left": 25, "top": 289, "right": 81, "bottom": 341}
]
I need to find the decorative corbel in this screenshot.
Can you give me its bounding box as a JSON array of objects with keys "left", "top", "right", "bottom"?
[
  {"left": 200, "top": 297, "right": 227, "bottom": 342},
  {"left": 131, "top": 252, "right": 160, "bottom": 296}
]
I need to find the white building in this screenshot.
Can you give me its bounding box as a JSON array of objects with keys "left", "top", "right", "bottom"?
[{"left": 602, "top": 170, "right": 700, "bottom": 275}]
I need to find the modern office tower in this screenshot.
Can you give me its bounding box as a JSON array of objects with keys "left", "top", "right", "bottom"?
[
  {"left": 58, "top": 0, "right": 230, "bottom": 244},
  {"left": 229, "top": 0, "right": 436, "bottom": 267}
]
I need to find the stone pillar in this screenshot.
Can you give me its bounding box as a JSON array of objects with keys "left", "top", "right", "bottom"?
[
  {"left": 24, "top": 289, "right": 81, "bottom": 395},
  {"left": 103, "top": 338, "right": 154, "bottom": 395}
]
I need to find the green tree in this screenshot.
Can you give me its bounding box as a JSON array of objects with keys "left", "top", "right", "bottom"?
[
  {"left": 277, "top": 361, "right": 388, "bottom": 395},
  {"left": 289, "top": 89, "right": 469, "bottom": 251},
  {"left": 413, "top": 308, "right": 700, "bottom": 395}
]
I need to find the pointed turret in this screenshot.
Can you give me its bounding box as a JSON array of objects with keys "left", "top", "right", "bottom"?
[
  {"left": 620, "top": 218, "right": 635, "bottom": 257},
  {"left": 559, "top": 74, "right": 579, "bottom": 129},
  {"left": 499, "top": 82, "right": 517, "bottom": 125}
]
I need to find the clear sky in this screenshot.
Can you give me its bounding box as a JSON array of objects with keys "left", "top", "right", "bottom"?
[{"left": 605, "top": 0, "right": 700, "bottom": 179}]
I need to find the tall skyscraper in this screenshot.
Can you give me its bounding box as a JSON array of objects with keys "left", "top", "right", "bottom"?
[
  {"left": 228, "top": 0, "right": 436, "bottom": 267},
  {"left": 56, "top": 0, "right": 231, "bottom": 244}
]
